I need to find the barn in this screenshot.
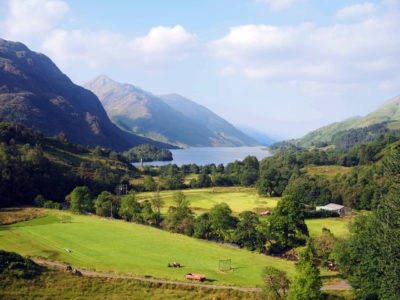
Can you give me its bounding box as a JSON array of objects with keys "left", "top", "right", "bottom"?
[{"left": 316, "top": 203, "right": 345, "bottom": 217}]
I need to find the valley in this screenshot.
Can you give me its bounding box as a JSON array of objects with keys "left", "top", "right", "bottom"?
[{"left": 0, "top": 17, "right": 399, "bottom": 298}]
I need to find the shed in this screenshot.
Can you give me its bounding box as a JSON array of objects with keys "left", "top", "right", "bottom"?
[{"left": 316, "top": 203, "right": 345, "bottom": 217}]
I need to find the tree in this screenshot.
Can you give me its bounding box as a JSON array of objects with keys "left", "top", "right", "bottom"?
[
  {"left": 208, "top": 202, "right": 238, "bottom": 242},
  {"left": 335, "top": 192, "right": 400, "bottom": 299},
  {"left": 334, "top": 145, "right": 400, "bottom": 299},
  {"left": 141, "top": 200, "right": 156, "bottom": 224},
  {"left": 262, "top": 266, "right": 290, "bottom": 300},
  {"left": 70, "top": 186, "right": 92, "bottom": 214},
  {"left": 95, "top": 191, "right": 119, "bottom": 217},
  {"left": 143, "top": 176, "right": 157, "bottom": 191},
  {"left": 119, "top": 192, "right": 142, "bottom": 222},
  {"left": 160, "top": 164, "right": 184, "bottom": 190},
  {"left": 234, "top": 211, "right": 266, "bottom": 251},
  {"left": 268, "top": 195, "right": 309, "bottom": 253},
  {"left": 193, "top": 213, "right": 212, "bottom": 239},
  {"left": 150, "top": 191, "right": 164, "bottom": 226},
  {"left": 287, "top": 239, "right": 322, "bottom": 300},
  {"left": 193, "top": 174, "right": 213, "bottom": 188},
  {"left": 163, "top": 191, "right": 194, "bottom": 234},
  {"left": 240, "top": 156, "right": 259, "bottom": 186},
  {"left": 315, "top": 228, "right": 336, "bottom": 266}
]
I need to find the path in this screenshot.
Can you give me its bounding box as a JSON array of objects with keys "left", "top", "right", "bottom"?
[{"left": 33, "top": 259, "right": 351, "bottom": 292}]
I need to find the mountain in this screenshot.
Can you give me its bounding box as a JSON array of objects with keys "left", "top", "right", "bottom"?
[
  {"left": 235, "top": 125, "right": 278, "bottom": 146},
  {"left": 0, "top": 38, "right": 168, "bottom": 151},
  {"left": 84, "top": 76, "right": 259, "bottom": 147},
  {"left": 158, "top": 94, "right": 259, "bottom": 146},
  {"left": 292, "top": 95, "right": 400, "bottom": 148}
]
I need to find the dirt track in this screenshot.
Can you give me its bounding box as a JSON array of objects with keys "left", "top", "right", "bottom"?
[{"left": 33, "top": 259, "right": 351, "bottom": 292}]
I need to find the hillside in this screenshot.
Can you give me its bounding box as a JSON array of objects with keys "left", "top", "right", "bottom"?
[
  {"left": 292, "top": 95, "right": 400, "bottom": 147},
  {"left": 159, "top": 94, "right": 259, "bottom": 146},
  {"left": 84, "top": 76, "right": 258, "bottom": 147},
  {"left": 0, "top": 120, "right": 137, "bottom": 206},
  {"left": 0, "top": 38, "right": 168, "bottom": 151}
]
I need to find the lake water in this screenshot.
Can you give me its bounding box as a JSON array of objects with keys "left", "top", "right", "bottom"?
[{"left": 134, "top": 147, "right": 271, "bottom": 167}]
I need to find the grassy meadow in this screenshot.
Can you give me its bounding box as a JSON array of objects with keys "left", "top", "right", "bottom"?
[
  {"left": 136, "top": 187, "right": 278, "bottom": 215},
  {"left": 0, "top": 268, "right": 262, "bottom": 300},
  {"left": 306, "top": 217, "right": 352, "bottom": 238},
  {"left": 303, "top": 165, "right": 353, "bottom": 180},
  {"left": 0, "top": 209, "right": 295, "bottom": 287}
]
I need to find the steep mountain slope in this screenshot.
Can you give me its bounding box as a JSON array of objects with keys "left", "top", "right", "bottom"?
[
  {"left": 84, "top": 76, "right": 259, "bottom": 147},
  {"left": 159, "top": 94, "right": 259, "bottom": 146},
  {"left": 0, "top": 38, "right": 167, "bottom": 151},
  {"left": 293, "top": 95, "right": 400, "bottom": 147}
]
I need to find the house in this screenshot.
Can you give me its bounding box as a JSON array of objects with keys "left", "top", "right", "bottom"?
[{"left": 316, "top": 203, "right": 345, "bottom": 217}]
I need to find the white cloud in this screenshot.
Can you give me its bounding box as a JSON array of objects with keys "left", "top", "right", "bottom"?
[
  {"left": 256, "top": 0, "right": 300, "bottom": 11},
  {"left": 42, "top": 25, "right": 198, "bottom": 70},
  {"left": 209, "top": 7, "right": 400, "bottom": 97},
  {"left": 3, "top": 0, "right": 70, "bottom": 40},
  {"left": 130, "top": 25, "right": 198, "bottom": 63},
  {"left": 336, "top": 2, "right": 377, "bottom": 20},
  {"left": 1, "top": 0, "right": 197, "bottom": 73}
]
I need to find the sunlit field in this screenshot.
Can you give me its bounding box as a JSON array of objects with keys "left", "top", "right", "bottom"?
[
  {"left": 136, "top": 187, "right": 279, "bottom": 215},
  {"left": 0, "top": 209, "right": 294, "bottom": 287}
]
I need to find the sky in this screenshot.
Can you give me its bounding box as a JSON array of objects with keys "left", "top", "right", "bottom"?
[{"left": 1, "top": 0, "right": 400, "bottom": 139}]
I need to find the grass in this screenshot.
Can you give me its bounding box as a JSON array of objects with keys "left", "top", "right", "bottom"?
[
  {"left": 0, "top": 268, "right": 262, "bottom": 300},
  {"left": 306, "top": 217, "right": 352, "bottom": 238},
  {"left": 303, "top": 165, "right": 353, "bottom": 180},
  {"left": 136, "top": 187, "right": 279, "bottom": 215},
  {"left": 0, "top": 209, "right": 294, "bottom": 287},
  {"left": 0, "top": 207, "right": 45, "bottom": 225}
]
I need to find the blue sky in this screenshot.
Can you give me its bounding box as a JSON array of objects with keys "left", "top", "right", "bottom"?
[{"left": 1, "top": 0, "right": 400, "bottom": 138}]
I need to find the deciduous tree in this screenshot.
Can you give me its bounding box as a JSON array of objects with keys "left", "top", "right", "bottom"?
[
  {"left": 70, "top": 186, "right": 92, "bottom": 214},
  {"left": 288, "top": 239, "right": 322, "bottom": 300}
]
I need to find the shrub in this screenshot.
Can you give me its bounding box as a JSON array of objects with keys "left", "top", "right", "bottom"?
[{"left": 0, "top": 250, "right": 44, "bottom": 279}]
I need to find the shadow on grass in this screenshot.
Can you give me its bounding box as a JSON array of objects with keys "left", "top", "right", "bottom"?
[
  {"left": 0, "top": 226, "right": 14, "bottom": 231},
  {"left": 321, "top": 274, "right": 346, "bottom": 280}
]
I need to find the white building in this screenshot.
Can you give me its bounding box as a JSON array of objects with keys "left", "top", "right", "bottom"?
[{"left": 316, "top": 203, "right": 345, "bottom": 217}]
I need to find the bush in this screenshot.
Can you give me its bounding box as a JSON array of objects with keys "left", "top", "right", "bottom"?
[
  {"left": 42, "top": 200, "right": 61, "bottom": 209},
  {"left": 0, "top": 250, "right": 44, "bottom": 279},
  {"left": 304, "top": 209, "right": 339, "bottom": 219}
]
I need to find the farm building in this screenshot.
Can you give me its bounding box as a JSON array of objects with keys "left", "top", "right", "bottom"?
[{"left": 316, "top": 203, "right": 345, "bottom": 217}]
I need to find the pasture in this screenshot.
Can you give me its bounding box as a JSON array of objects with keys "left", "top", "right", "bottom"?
[
  {"left": 306, "top": 217, "right": 352, "bottom": 238},
  {"left": 302, "top": 165, "right": 353, "bottom": 180},
  {"left": 136, "top": 187, "right": 278, "bottom": 215},
  {"left": 0, "top": 209, "right": 294, "bottom": 287}
]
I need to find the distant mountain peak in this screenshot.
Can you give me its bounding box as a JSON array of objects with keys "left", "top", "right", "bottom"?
[{"left": 85, "top": 76, "right": 259, "bottom": 147}]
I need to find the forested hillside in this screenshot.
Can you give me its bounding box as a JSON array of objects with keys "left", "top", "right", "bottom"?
[
  {"left": 288, "top": 95, "right": 400, "bottom": 148},
  {"left": 0, "top": 121, "right": 138, "bottom": 207}
]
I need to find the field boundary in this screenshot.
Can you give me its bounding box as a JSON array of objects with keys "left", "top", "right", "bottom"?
[{"left": 33, "top": 259, "right": 351, "bottom": 292}]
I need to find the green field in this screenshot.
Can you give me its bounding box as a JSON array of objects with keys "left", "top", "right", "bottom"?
[
  {"left": 303, "top": 165, "right": 353, "bottom": 180},
  {"left": 136, "top": 187, "right": 278, "bottom": 215},
  {"left": 306, "top": 217, "right": 351, "bottom": 238},
  {"left": 0, "top": 210, "right": 294, "bottom": 287}
]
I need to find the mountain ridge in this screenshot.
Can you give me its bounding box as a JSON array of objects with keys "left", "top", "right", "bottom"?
[
  {"left": 0, "top": 39, "right": 169, "bottom": 151},
  {"left": 84, "top": 75, "right": 259, "bottom": 148},
  {"left": 290, "top": 95, "right": 400, "bottom": 148}
]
